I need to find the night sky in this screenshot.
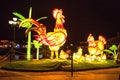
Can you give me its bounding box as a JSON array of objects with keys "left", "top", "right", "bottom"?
[{"left": 0, "top": 0, "right": 120, "bottom": 44}]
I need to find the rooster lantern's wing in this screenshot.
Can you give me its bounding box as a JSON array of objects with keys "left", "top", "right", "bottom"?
[{"left": 46, "top": 31, "right": 67, "bottom": 46}]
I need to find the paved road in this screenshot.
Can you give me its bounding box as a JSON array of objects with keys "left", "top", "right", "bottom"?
[{"left": 0, "top": 67, "right": 120, "bottom": 80}]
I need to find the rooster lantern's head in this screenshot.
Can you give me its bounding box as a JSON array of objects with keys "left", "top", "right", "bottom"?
[{"left": 52, "top": 8, "right": 65, "bottom": 23}]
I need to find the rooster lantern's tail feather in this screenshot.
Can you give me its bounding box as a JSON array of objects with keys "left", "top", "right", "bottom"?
[
  {"left": 19, "top": 18, "right": 46, "bottom": 37},
  {"left": 98, "top": 35, "right": 106, "bottom": 44}
]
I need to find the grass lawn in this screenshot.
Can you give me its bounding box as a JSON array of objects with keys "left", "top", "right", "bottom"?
[{"left": 1, "top": 59, "right": 120, "bottom": 71}]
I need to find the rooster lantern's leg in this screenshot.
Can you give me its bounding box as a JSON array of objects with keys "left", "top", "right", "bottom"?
[
  {"left": 50, "top": 51, "right": 58, "bottom": 59},
  {"left": 49, "top": 45, "right": 60, "bottom": 59},
  {"left": 50, "top": 51, "right": 54, "bottom": 59},
  {"left": 55, "top": 51, "right": 58, "bottom": 59}
]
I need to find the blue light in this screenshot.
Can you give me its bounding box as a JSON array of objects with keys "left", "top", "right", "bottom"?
[{"left": 15, "top": 44, "right": 20, "bottom": 48}]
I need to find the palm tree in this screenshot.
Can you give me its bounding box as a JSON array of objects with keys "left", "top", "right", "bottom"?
[{"left": 12, "top": 7, "right": 47, "bottom": 61}]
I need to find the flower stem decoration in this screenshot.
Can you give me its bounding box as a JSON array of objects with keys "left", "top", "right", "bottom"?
[
  {"left": 104, "top": 44, "right": 119, "bottom": 63},
  {"left": 12, "top": 7, "right": 47, "bottom": 61}
]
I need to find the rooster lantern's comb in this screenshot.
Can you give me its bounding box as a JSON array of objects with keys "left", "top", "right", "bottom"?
[{"left": 52, "top": 8, "right": 63, "bottom": 19}]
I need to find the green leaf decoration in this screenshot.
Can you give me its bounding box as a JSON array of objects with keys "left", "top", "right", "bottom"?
[
  {"left": 33, "top": 40, "right": 42, "bottom": 48},
  {"left": 20, "top": 22, "right": 31, "bottom": 28},
  {"left": 36, "top": 16, "right": 47, "bottom": 21},
  {"left": 104, "top": 49, "right": 113, "bottom": 54},
  {"left": 12, "top": 12, "right": 25, "bottom": 20},
  {"left": 109, "top": 45, "right": 118, "bottom": 51}
]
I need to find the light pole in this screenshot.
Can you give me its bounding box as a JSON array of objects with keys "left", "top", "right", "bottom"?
[
  {"left": 8, "top": 17, "right": 19, "bottom": 63},
  {"left": 68, "top": 43, "right": 74, "bottom": 77},
  {"left": 8, "top": 17, "right": 19, "bottom": 43}
]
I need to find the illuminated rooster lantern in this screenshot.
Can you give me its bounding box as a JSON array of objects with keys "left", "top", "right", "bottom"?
[
  {"left": 87, "top": 34, "right": 106, "bottom": 56},
  {"left": 20, "top": 8, "right": 67, "bottom": 59}
]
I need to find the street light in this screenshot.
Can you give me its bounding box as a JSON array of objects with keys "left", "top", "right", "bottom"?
[
  {"left": 8, "top": 17, "right": 19, "bottom": 43},
  {"left": 8, "top": 17, "right": 19, "bottom": 63}
]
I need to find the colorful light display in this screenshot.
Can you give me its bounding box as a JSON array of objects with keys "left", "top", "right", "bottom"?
[
  {"left": 87, "top": 34, "right": 106, "bottom": 55},
  {"left": 86, "top": 34, "right": 107, "bottom": 62},
  {"left": 20, "top": 8, "right": 67, "bottom": 59},
  {"left": 13, "top": 7, "right": 47, "bottom": 61},
  {"left": 73, "top": 47, "right": 83, "bottom": 62},
  {"left": 33, "top": 40, "right": 42, "bottom": 60},
  {"left": 104, "top": 44, "right": 119, "bottom": 63},
  {"left": 13, "top": 7, "right": 32, "bottom": 61},
  {"left": 59, "top": 50, "right": 69, "bottom": 60}
]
